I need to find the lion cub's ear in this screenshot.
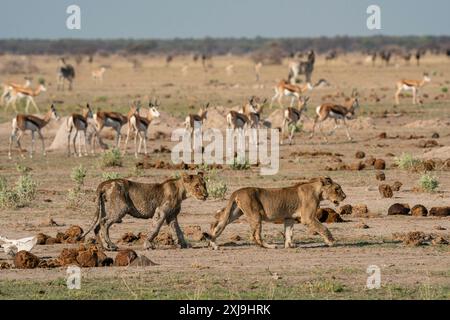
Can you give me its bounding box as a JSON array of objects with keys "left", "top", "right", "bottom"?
[{"left": 319, "top": 176, "right": 333, "bottom": 186}]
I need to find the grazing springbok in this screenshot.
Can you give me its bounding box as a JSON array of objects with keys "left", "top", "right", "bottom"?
[
  {"left": 4, "top": 83, "right": 47, "bottom": 113},
  {"left": 123, "top": 100, "right": 160, "bottom": 157},
  {"left": 395, "top": 73, "right": 431, "bottom": 105},
  {"left": 92, "top": 108, "right": 128, "bottom": 152},
  {"left": 1, "top": 78, "right": 32, "bottom": 106},
  {"left": 8, "top": 104, "right": 59, "bottom": 159},
  {"left": 310, "top": 92, "right": 360, "bottom": 143},
  {"left": 91, "top": 67, "right": 106, "bottom": 84},
  {"left": 67, "top": 104, "right": 94, "bottom": 157},
  {"left": 57, "top": 58, "right": 75, "bottom": 91},
  {"left": 281, "top": 96, "right": 310, "bottom": 145},
  {"left": 270, "top": 79, "right": 313, "bottom": 109},
  {"left": 288, "top": 50, "right": 315, "bottom": 84}
]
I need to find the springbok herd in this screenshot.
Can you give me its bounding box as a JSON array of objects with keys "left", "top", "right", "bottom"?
[{"left": 0, "top": 52, "right": 443, "bottom": 254}]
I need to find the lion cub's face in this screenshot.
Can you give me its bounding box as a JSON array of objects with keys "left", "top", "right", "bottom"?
[
  {"left": 182, "top": 173, "right": 208, "bottom": 201},
  {"left": 320, "top": 177, "right": 346, "bottom": 206}
]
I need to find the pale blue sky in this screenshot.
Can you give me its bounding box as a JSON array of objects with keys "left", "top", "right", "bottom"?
[{"left": 0, "top": 0, "right": 449, "bottom": 39}]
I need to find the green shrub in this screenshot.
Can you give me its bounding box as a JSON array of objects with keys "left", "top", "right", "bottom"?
[
  {"left": 102, "top": 172, "right": 121, "bottom": 181},
  {"left": 99, "top": 148, "right": 123, "bottom": 168},
  {"left": 0, "top": 174, "right": 37, "bottom": 209},
  {"left": 418, "top": 174, "right": 439, "bottom": 193},
  {"left": 70, "top": 164, "right": 87, "bottom": 189},
  {"left": 288, "top": 122, "right": 303, "bottom": 133},
  {"left": 441, "top": 87, "right": 448, "bottom": 93},
  {"left": 395, "top": 153, "right": 421, "bottom": 171},
  {"left": 230, "top": 156, "right": 250, "bottom": 170},
  {"left": 204, "top": 170, "right": 228, "bottom": 199}
]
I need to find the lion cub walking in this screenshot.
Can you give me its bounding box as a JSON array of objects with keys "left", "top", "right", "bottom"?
[{"left": 204, "top": 177, "right": 346, "bottom": 250}]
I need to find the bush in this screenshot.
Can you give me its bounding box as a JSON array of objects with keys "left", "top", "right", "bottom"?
[
  {"left": 99, "top": 148, "right": 122, "bottom": 168},
  {"left": 288, "top": 122, "right": 303, "bottom": 133},
  {"left": 418, "top": 174, "right": 439, "bottom": 193},
  {"left": 70, "top": 165, "right": 87, "bottom": 189},
  {"left": 441, "top": 87, "right": 448, "bottom": 93},
  {"left": 0, "top": 174, "right": 37, "bottom": 209},
  {"left": 230, "top": 157, "right": 250, "bottom": 170},
  {"left": 204, "top": 169, "right": 228, "bottom": 200},
  {"left": 102, "top": 172, "right": 121, "bottom": 181},
  {"left": 395, "top": 153, "right": 421, "bottom": 171}
]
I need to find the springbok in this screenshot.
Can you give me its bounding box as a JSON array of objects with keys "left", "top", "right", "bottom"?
[
  {"left": 57, "top": 58, "right": 75, "bottom": 91},
  {"left": 1, "top": 78, "right": 32, "bottom": 106},
  {"left": 67, "top": 104, "right": 94, "bottom": 157},
  {"left": 92, "top": 108, "right": 128, "bottom": 152},
  {"left": 4, "top": 83, "right": 47, "bottom": 113},
  {"left": 310, "top": 92, "right": 360, "bottom": 143},
  {"left": 227, "top": 110, "right": 250, "bottom": 132},
  {"left": 239, "top": 97, "right": 266, "bottom": 129},
  {"left": 92, "top": 67, "right": 106, "bottom": 84},
  {"left": 123, "top": 100, "right": 161, "bottom": 157},
  {"left": 270, "top": 79, "right": 313, "bottom": 109},
  {"left": 288, "top": 50, "right": 315, "bottom": 84},
  {"left": 8, "top": 104, "right": 59, "bottom": 159},
  {"left": 395, "top": 73, "right": 431, "bottom": 105},
  {"left": 185, "top": 103, "right": 209, "bottom": 133},
  {"left": 281, "top": 96, "right": 310, "bottom": 145},
  {"left": 254, "top": 62, "right": 262, "bottom": 82}
]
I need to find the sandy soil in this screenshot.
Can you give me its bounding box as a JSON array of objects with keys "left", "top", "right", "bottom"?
[{"left": 0, "top": 53, "right": 449, "bottom": 299}]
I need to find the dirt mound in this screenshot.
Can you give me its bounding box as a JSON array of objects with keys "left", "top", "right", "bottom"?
[
  {"left": 374, "top": 159, "right": 386, "bottom": 170},
  {"left": 355, "top": 151, "right": 365, "bottom": 159},
  {"left": 119, "top": 232, "right": 140, "bottom": 244},
  {"left": 388, "top": 203, "right": 410, "bottom": 215},
  {"left": 0, "top": 262, "right": 11, "bottom": 269},
  {"left": 65, "top": 225, "right": 83, "bottom": 239},
  {"left": 411, "top": 205, "right": 428, "bottom": 217},
  {"left": 129, "top": 255, "right": 158, "bottom": 267},
  {"left": 37, "top": 226, "right": 84, "bottom": 245},
  {"left": 203, "top": 108, "right": 228, "bottom": 129},
  {"left": 404, "top": 119, "right": 450, "bottom": 129},
  {"left": 379, "top": 184, "right": 393, "bottom": 198},
  {"left": 316, "top": 208, "right": 344, "bottom": 223},
  {"left": 36, "top": 233, "right": 49, "bottom": 245},
  {"left": 114, "top": 249, "right": 138, "bottom": 266},
  {"left": 391, "top": 181, "right": 403, "bottom": 192},
  {"left": 76, "top": 245, "right": 99, "bottom": 267},
  {"left": 338, "top": 204, "right": 352, "bottom": 215},
  {"left": 184, "top": 225, "right": 205, "bottom": 241},
  {"left": 155, "top": 230, "right": 175, "bottom": 245},
  {"left": 48, "top": 117, "right": 99, "bottom": 151},
  {"left": 58, "top": 248, "right": 79, "bottom": 266},
  {"left": 352, "top": 204, "right": 369, "bottom": 217},
  {"left": 429, "top": 207, "right": 450, "bottom": 217},
  {"left": 393, "top": 232, "right": 448, "bottom": 246},
  {"left": 38, "top": 259, "right": 61, "bottom": 269},
  {"left": 422, "top": 147, "right": 450, "bottom": 160},
  {"left": 375, "top": 171, "right": 386, "bottom": 181},
  {"left": 14, "top": 251, "right": 40, "bottom": 269}
]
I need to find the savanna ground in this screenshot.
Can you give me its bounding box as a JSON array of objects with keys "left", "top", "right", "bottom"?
[{"left": 0, "top": 53, "right": 449, "bottom": 299}]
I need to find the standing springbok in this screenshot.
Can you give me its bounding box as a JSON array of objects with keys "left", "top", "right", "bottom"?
[
  {"left": 8, "top": 104, "right": 59, "bottom": 159},
  {"left": 92, "top": 108, "right": 129, "bottom": 152},
  {"left": 185, "top": 103, "right": 209, "bottom": 132},
  {"left": 67, "top": 104, "right": 94, "bottom": 157},
  {"left": 125, "top": 100, "right": 161, "bottom": 157},
  {"left": 4, "top": 83, "right": 47, "bottom": 113},
  {"left": 310, "top": 93, "right": 360, "bottom": 143},
  {"left": 92, "top": 67, "right": 106, "bottom": 84},
  {"left": 395, "top": 73, "right": 431, "bottom": 105},
  {"left": 57, "top": 58, "right": 75, "bottom": 91},
  {"left": 282, "top": 96, "right": 310, "bottom": 145},
  {"left": 239, "top": 97, "right": 266, "bottom": 129},
  {"left": 269, "top": 79, "right": 313, "bottom": 109}
]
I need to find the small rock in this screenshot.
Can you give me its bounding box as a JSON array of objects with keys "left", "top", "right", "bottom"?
[
  {"left": 338, "top": 204, "right": 353, "bottom": 215},
  {"left": 431, "top": 132, "right": 440, "bottom": 139},
  {"left": 375, "top": 171, "right": 386, "bottom": 181},
  {"left": 14, "top": 251, "right": 40, "bottom": 269},
  {"left": 411, "top": 205, "right": 428, "bottom": 217},
  {"left": 429, "top": 207, "right": 450, "bottom": 217},
  {"left": 379, "top": 184, "right": 393, "bottom": 198},
  {"left": 388, "top": 203, "right": 410, "bottom": 215},
  {"left": 355, "top": 151, "right": 366, "bottom": 159},
  {"left": 374, "top": 159, "right": 386, "bottom": 170},
  {"left": 391, "top": 181, "right": 403, "bottom": 192}
]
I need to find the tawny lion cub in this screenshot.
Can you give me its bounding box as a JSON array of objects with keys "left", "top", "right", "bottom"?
[
  {"left": 204, "top": 177, "right": 346, "bottom": 250},
  {"left": 80, "top": 173, "right": 208, "bottom": 251}
]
